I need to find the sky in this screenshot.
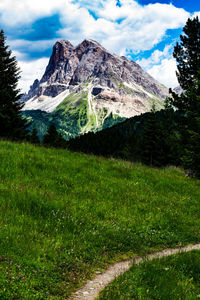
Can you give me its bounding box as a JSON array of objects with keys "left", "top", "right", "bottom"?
[{"left": 0, "top": 0, "right": 199, "bottom": 92}]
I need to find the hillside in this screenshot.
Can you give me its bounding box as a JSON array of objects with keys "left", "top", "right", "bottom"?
[
  {"left": 0, "top": 141, "right": 200, "bottom": 299},
  {"left": 21, "top": 39, "right": 169, "bottom": 139}
]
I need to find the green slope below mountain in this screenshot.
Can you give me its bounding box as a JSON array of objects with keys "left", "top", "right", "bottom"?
[{"left": 22, "top": 91, "right": 125, "bottom": 140}]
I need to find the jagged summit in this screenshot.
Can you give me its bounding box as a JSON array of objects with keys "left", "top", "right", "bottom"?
[
  {"left": 77, "top": 39, "right": 108, "bottom": 51},
  {"left": 22, "top": 38, "right": 169, "bottom": 136},
  {"left": 57, "top": 39, "right": 74, "bottom": 47}
]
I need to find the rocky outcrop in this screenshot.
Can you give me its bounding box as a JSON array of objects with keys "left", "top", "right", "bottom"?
[
  {"left": 41, "top": 40, "right": 75, "bottom": 84},
  {"left": 21, "top": 79, "right": 40, "bottom": 102}
]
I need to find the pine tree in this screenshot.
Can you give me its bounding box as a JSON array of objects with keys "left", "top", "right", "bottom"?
[
  {"left": 43, "top": 124, "right": 67, "bottom": 148},
  {"left": 0, "top": 29, "right": 28, "bottom": 140},
  {"left": 169, "top": 17, "right": 200, "bottom": 177},
  {"left": 30, "top": 125, "right": 40, "bottom": 144},
  {"left": 180, "top": 81, "right": 200, "bottom": 176},
  {"left": 173, "top": 17, "right": 200, "bottom": 91},
  {"left": 137, "top": 104, "right": 164, "bottom": 166}
]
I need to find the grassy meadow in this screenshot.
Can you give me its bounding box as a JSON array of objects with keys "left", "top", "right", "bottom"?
[
  {"left": 98, "top": 250, "right": 200, "bottom": 299},
  {"left": 22, "top": 90, "right": 124, "bottom": 141},
  {"left": 0, "top": 140, "right": 200, "bottom": 299}
]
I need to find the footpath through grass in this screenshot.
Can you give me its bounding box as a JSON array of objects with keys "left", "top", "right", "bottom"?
[
  {"left": 98, "top": 250, "right": 200, "bottom": 299},
  {"left": 0, "top": 141, "right": 200, "bottom": 299}
]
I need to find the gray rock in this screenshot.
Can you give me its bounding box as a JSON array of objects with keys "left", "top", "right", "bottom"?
[{"left": 22, "top": 38, "right": 169, "bottom": 115}]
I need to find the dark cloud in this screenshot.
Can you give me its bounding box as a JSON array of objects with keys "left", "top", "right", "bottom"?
[
  {"left": 4, "top": 14, "right": 62, "bottom": 41},
  {"left": 2, "top": 14, "right": 62, "bottom": 61}
]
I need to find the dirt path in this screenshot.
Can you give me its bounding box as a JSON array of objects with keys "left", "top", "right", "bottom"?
[{"left": 69, "top": 243, "right": 200, "bottom": 300}]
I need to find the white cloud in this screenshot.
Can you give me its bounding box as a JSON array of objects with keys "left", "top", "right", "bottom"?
[
  {"left": 137, "top": 45, "right": 172, "bottom": 69},
  {"left": 137, "top": 45, "right": 178, "bottom": 88},
  {"left": 17, "top": 57, "right": 49, "bottom": 92},
  {"left": 147, "top": 58, "right": 178, "bottom": 88},
  {"left": 1, "top": 0, "right": 190, "bottom": 53},
  {"left": 57, "top": 0, "right": 190, "bottom": 59},
  {"left": 9, "top": 38, "right": 57, "bottom": 53},
  {"left": 0, "top": 0, "right": 67, "bottom": 26},
  {"left": 0, "top": 0, "right": 191, "bottom": 91}
]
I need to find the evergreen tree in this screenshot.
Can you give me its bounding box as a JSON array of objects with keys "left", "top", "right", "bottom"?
[
  {"left": 169, "top": 17, "right": 200, "bottom": 177},
  {"left": 173, "top": 17, "right": 200, "bottom": 91},
  {"left": 30, "top": 125, "right": 40, "bottom": 144},
  {"left": 137, "top": 105, "right": 163, "bottom": 166},
  {"left": 0, "top": 29, "right": 28, "bottom": 140},
  {"left": 43, "top": 124, "right": 67, "bottom": 148}
]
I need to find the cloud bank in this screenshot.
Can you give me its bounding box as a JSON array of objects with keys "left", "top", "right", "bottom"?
[{"left": 0, "top": 0, "right": 196, "bottom": 91}]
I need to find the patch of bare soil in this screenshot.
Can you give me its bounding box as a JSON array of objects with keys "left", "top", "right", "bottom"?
[{"left": 69, "top": 243, "right": 200, "bottom": 300}]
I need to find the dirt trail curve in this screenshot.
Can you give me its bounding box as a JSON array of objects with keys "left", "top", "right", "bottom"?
[{"left": 69, "top": 243, "right": 200, "bottom": 300}]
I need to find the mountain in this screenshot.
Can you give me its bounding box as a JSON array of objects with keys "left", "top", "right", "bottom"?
[{"left": 22, "top": 39, "right": 169, "bottom": 139}]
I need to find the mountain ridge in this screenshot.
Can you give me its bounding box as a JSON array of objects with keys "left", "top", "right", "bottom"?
[{"left": 22, "top": 39, "right": 169, "bottom": 139}]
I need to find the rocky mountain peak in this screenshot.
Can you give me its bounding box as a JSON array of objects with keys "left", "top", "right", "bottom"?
[
  {"left": 77, "top": 39, "right": 106, "bottom": 51},
  {"left": 22, "top": 38, "right": 169, "bottom": 125},
  {"left": 41, "top": 40, "right": 74, "bottom": 84},
  {"left": 57, "top": 39, "right": 74, "bottom": 48}
]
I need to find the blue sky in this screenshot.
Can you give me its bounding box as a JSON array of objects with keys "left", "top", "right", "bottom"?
[{"left": 0, "top": 0, "right": 199, "bottom": 91}]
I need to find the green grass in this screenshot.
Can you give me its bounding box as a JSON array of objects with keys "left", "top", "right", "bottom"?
[
  {"left": 0, "top": 140, "right": 200, "bottom": 299},
  {"left": 22, "top": 91, "right": 125, "bottom": 140},
  {"left": 51, "top": 91, "right": 89, "bottom": 136},
  {"left": 98, "top": 250, "right": 200, "bottom": 299}
]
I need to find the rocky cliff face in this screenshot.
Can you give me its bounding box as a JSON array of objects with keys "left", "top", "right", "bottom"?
[{"left": 22, "top": 39, "right": 169, "bottom": 138}]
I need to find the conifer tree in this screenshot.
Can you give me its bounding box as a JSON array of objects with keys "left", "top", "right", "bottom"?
[
  {"left": 30, "top": 125, "right": 40, "bottom": 144},
  {"left": 169, "top": 17, "right": 200, "bottom": 176},
  {"left": 138, "top": 104, "right": 164, "bottom": 166},
  {"left": 43, "top": 124, "right": 67, "bottom": 148},
  {"left": 0, "top": 30, "right": 28, "bottom": 140}
]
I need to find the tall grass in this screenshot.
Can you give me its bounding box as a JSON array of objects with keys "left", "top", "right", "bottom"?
[{"left": 0, "top": 141, "right": 200, "bottom": 298}]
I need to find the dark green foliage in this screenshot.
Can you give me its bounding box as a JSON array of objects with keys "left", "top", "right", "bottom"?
[
  {"left": 29, "top": 125, "right": 40, "bottom": 144},
  {"left": 102, "top": 112, "right": 125, "bottom": 130},
  {"left": 43, "top": 124, "right": 67, "bottom": 148},
  {"left": 67, "top": 109, "right": 181, "bottom": 167},
  {"left": 21, "top": 110, "right": 50, "bottom": 139},
  {"left": 181, "top": 84, "right": 200, "bottom": 176},
  {"left": 67, "top": 118, "right": 129, "bottom": 157},
  {"left": 173, "top": 17, "right": 200, "bottom": 91},
  {"left": 169, "top": 17, "right": 200, "bottom": 177},
  {"left": 137, "top": 107, "right": 181, "bottom": 166},
  {"left": 137, "top": 105, "right": 162, "bottom": 166},
  {"left": 0, "top": 29, "right": 28, "bottom": 140}
]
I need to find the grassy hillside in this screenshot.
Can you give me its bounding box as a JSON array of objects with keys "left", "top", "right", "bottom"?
[
  {"left": 0, "top": 141, "right": 200, "bottom": 299},
  {"left": 98, "top": 250, "right": 200, "bottom": 299},
  {"left": 22, "top": 91, "right": 125, "bottom": 140}
]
